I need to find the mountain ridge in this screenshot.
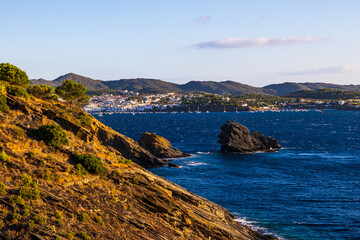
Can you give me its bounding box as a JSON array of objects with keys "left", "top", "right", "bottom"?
[{"left": 30, "top": 73, "right": 360, "bottom": 95}]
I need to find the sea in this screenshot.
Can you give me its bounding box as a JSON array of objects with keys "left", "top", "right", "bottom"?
[{"left": 94, "top": 110, "right": 360, "bottom": 240}]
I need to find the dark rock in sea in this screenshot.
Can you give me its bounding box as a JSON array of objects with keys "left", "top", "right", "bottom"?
[
  {"left": 218, "top": 121, "right": 281, "bottom": 153},
  {"left": 139, "top": 132, "right": 190, "bottom": 158}
]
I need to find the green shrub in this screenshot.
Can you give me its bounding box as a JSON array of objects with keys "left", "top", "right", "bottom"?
[
  {"left": 0, "top": 151, "right": 8, "bottom": 162},
  {"left": 34, "top": 214, "right": 47, "bottom": 225},
  {"left": 27, "top": 85, "right": 56, "bottom": 100},
  {"left": 118, "top": 158, "right": 132, "bottom": 165},
  {"left": 21, "top": 173, "right": 38, "bottom": 187},
  {"left": 0, "top": 182, "right": 6, "bottom": 194},
  {"left": 0, "top": 93, "right": 9, "bottom": 113},
  {"left": 6, "top": 85, "right": 29, "bottom": 99},
  {"left": 76, "top": 115, "right": 92, "bottom": 127},
  {"left": 26, "top": 220, "right": 35, "bottom": 229},
  {"left": 61, "top": 230, "right": 75, "bottom": 240},
  {"left": 93, "top": 216, "right": 104, "bottom": 226},
  {"left": 9, "top": 194, "right": 24, "bottom": 205},
  {"left": 74, "top": 154, "right": 107, "bottom": 176},
  {"left": 75, "top": 163, "right": 88, "bottom": 176},
  {"left": 78, "top": 212, "right": 90, "bottom": 222},
  {"left": 18, "top": 186, "right": 42, "bottom": 200},
  {"left": 38, "top": 124, "right": 69, "bottom": 147},
  {"left": 12, "top": 212, "right": 21, "bottom": 221},
  {"left": 79, "top": 231, "right": 91, "bottom": 240},
  {"left": 55, "top": 210, "right": 63, "bottom": 219},
  {"left": 0, "top": 63, "right": 30, "bottom": 87}
]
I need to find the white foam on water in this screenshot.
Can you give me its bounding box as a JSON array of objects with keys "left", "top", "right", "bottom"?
[
  {"left": 234, "top": 217, "right": 286, "bottom": 240},
  {"left": 184, "top": 161, "right": 207, "bottom": 166}
]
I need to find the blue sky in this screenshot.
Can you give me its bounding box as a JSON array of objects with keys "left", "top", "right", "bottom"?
[{"left": 1, "top": 0, "right": 360, "bottom": 86}]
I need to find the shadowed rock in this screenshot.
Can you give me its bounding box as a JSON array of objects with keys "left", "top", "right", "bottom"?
[
  {"left": 139, "top": 132, "right": 190, "bottom": 158},
  {"left": 218, "top": 121, "right": 281, "bottom": 153}
]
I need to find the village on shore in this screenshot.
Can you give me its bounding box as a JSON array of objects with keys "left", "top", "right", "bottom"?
[{"left": 84, "top": 90, "right": 360, "bottom": 114}]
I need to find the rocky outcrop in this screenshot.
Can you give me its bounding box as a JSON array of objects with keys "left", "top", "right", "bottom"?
[
  {"left": 138, "top": 132, "right": 190, "bottom": 158},
  {"left": 218, "top": 121, "right": 281, "bottom": 153}
]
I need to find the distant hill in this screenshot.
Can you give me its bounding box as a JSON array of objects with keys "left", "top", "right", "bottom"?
[
  {"left": 179, "top": 80, "right": 266, "bottom": 95},
  {"left": 102, "top": 78, "right": 182, "bottom": 92},
  {"left": 30, "top": 73, "right": 109, "bottom": 91},
  {"left": 285, "top": 88, "right": 360, "bottom": 100},
  {"left": 30, "top": 73, "right": 360, "bottom": 96},
  {"left": 263, "top": 82, "right": 360, "bottom": 95}
]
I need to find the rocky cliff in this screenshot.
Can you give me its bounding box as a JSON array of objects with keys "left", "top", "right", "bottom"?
[
  {"left": 218, "top": 121, "right": 281, "bottom": 153},
  {"left": 138, "top": 132, "right": 190, "bottom": 159},
  {"left": 0, "top": 94, "right": 277, "bottom": 239}
]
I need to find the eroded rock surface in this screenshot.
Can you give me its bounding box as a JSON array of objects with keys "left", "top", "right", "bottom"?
[
  {"left": 218, "top": 120, "right": 281, "bottom": 153},
  {"left": 138, "top": 132, "right": 190, "bottom": 158}
]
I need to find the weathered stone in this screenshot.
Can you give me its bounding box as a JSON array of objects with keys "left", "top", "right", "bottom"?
[
  {"left": 218, "top": 121, "right": 281, "bottom": 153},
  {"left": 138, "top": 132, "right": 190, "bottom": 158}
]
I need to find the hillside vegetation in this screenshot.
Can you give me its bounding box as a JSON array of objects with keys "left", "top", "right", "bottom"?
[{"left": 1, "top": 64, "right": 274, "bottom": 239}]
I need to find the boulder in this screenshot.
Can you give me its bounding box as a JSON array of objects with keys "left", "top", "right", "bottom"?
[
  {"left": 218, "top": 121, "right": 281, "bottom": 153},
  {"left": 139, "top": 132, "right": 190, "bottom": 158}
]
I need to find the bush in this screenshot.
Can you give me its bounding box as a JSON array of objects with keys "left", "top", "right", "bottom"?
[
  {"left": 0, "top": 151, "right": 8, "bottom": 162},
  {"left": 9, "top": 194, "right": 24, "bottom": 205},
  {"left": 75, "top": 163, "right": 88, "bottom": 176},
  {"left": 74, "top": 154, "right": 107, "bottom": 176},
  {"left": 78, "top": 212, "right": 90, "bottom": 222},
  {"left": 0, "top": 182, "right": 6, "bottom": 194},
  {"left": 21, "top": 173, "right": 38, "bottom": 187},
  {"left": 61, "top": 230, "right": 75, "bottom": 240},
  {"left": 6, "top": 85, "right": 29, "bottom": 99},
  {"left": 18, "top": 186, "right": 42, "bottom": 200},
  {"left": 79, "top": 232, "right": 91, "bottom": 240},
  {"left": 118, "top": 158, "right": 132, "bottom": 165},
  {"left": 76, "top": 115, "right": 92, "bottom": 127},
  {"left": 27, "top": 85, "right": 56, "bottom": 99},
  {"left": 0, "top": 63, "right": 30, "bottom": 87},
  {"left": 93, "top": 216, "right": 104, "bottom": 226},
  {"left": 0, "top": 93, "right": 9, "bottom": 113},
  {"left": 34, "top": 214, "right": 47, "bottom": 225},
  {"left": 38, "top": 124, "right": 69, "bottom": 147}
]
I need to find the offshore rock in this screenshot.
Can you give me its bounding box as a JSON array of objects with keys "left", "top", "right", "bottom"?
[
  {"left": 218, "top": 121, "right": 281, "bottom": 153},
  {"left": 139, "top": 132, "right": 190, "bottom": 158}
]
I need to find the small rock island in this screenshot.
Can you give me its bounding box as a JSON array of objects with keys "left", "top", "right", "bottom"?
[
  {"left": 218, "top": 121, "right": 281, "bottom": 153},
  {"left": 138, "top": 132, "right": 190, "bottom": 158}
]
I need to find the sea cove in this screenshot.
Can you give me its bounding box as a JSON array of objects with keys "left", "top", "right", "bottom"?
[{"left": 95, "top": 110, "right": 360, "bottom": 240}]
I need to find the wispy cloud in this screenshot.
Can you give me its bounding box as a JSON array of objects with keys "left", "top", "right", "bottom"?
[
  {"left": 195, "top": 36, "right": 323, "bottom": 49},
  {"left": 195, "top": 16, "right": 212, "bottom": 25},
  {"left": 281, "top": 65, "right": 360, "bottom": 76}
]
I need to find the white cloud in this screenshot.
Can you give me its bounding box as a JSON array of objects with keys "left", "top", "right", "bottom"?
[
  {"left": 195, "top": 36, "right": 323, "bottom": 48},
  {"left": 195, "top": 16, "right": 212, "bottom": 25},
  {"left": 281, "top": 65, "right": 360, "bottom": 76}
]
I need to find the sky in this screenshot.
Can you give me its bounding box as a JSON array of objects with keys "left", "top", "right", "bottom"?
[{"left": 1, "top": 0, "right": 360, "bottom": 87}]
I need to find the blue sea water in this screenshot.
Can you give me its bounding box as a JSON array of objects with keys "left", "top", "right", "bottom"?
[{"left": 94, "top": 110, "right": 360, "bottom": 240}]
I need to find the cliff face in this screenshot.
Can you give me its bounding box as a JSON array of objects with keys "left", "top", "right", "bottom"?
[{"left": 0, "top": 95, "right": 276, "bottom": 239}]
